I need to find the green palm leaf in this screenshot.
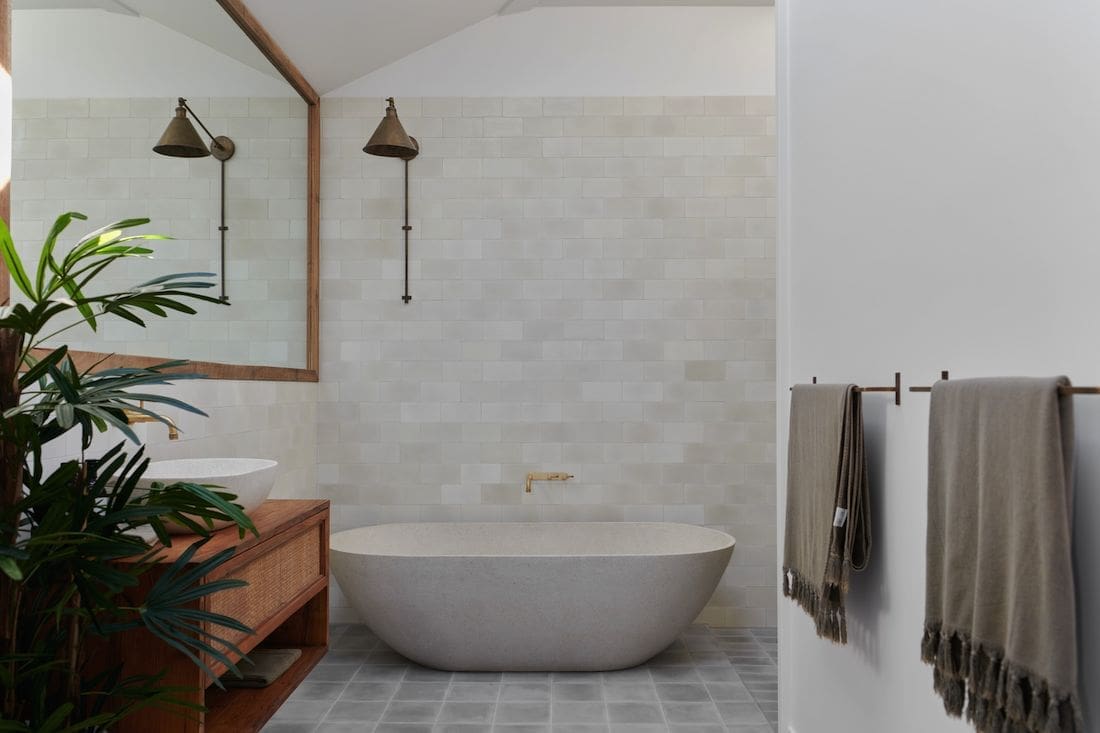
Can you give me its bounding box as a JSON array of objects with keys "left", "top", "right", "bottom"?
[{"left": 0, "top": 216, "right": 34, "bottom": 300}]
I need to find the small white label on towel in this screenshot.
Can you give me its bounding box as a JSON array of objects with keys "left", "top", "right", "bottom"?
[{"left": 833, "top": 508, "right": 849, "bottom": 527}]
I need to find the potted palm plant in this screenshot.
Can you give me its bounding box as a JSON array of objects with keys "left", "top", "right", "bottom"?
[{"left": 0, "top": 212, "right": 258, "bottom": 731}]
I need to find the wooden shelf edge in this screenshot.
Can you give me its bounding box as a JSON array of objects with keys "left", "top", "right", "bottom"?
[
  {"left": 148, "top": 500, "right": 330, "bottom": 566},
  {"left": 204, "top": 645, "right": 327, "bottom": 733},
  {"left": 206, "top": 576, "right": 329, "bottom": 681}
]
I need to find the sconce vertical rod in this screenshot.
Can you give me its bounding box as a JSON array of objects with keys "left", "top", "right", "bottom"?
[
  {"left": 218, "top": 159, "right": 229, "bottom": 303},
  {"left": 402, "top": 158, "right": 412, "bottom": 304}
]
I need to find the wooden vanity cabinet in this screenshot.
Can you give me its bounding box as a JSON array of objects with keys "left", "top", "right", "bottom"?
[{"left": 111, "top": 499, "right": 330, "bottom": 733}]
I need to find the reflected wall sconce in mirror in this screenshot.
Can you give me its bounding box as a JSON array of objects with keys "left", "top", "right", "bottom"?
[
  {"left": 153, "top": 97, "right": 235, "bottom": 303},
  {"left": 364, "top": 97, "right": 419, "bottom": 304}
]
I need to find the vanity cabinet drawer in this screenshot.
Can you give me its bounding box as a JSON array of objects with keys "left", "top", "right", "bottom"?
[{"left": 206, "top": 514, "right": 326, "bottom": 659}]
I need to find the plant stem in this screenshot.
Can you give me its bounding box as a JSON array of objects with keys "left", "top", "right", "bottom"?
[
  {"left": 24, "top": 310, "right": 110, "bottom": 359},
  {"left": 4, "top": 585, "right": 21, "bottom": 719},
  {"left": 0, "top": 327, "right": 24, "bottom": 720}
]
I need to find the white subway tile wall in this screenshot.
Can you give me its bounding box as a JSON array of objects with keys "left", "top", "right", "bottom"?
[
  {"left": 10, "top": 97, "right": 309, "bottom": 368},
  {"left": 320, "top": 97, "right": 777, "bottom": 626}
]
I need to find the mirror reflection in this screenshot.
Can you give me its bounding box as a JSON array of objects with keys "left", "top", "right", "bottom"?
[{"left": 10, "top": 0, "right": 308, "bottom": 368}]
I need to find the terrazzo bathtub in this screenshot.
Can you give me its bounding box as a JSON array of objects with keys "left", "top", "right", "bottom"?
[{"left": 329, "top": 522, "right": 735, "bottom": 671}]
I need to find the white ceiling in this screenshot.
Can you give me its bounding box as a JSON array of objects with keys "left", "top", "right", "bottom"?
[
  {"left": 125, "top": 0, "right": 284, "bottom": 80},
  {"left": 13, "top": 0, "right": 135, "bottom": 12},
  {"left": 503, "top": 0, "right": 772, "bottom": 10},
  {"left": 243, "top": 0, "right": 772, "bottom": 95},
  {"left": 12, "top": 0, "right": 286, "bottom": 81},
  {"left": 15, "top": 0, "right": 773, "bottom": 95}
]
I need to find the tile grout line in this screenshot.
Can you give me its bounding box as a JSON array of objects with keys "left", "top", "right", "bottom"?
[
  {"left": 488, "top": 672, "right": 503, "bottom": 730},
  {"left": 747, "top": 627, "right": 779, "bottom": 732},
  {"left": 431, "top": 668, "right": 454, "bottom": 728},
  {"left": 372, "top": 656, "right": 408, "bottom": 731},
  {"left": 311, "top": 626, "right": 360, "bottom": 731}
]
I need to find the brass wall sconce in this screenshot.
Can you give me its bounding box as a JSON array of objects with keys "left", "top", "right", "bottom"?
[
  {"left": 363, "top": 97, "right": 419, "bottom": 304},
  {"left": 153, "top": 97, "right": 235, "bottom": 303}
]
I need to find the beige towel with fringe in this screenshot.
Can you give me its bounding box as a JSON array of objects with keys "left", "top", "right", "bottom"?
[
  {"left": 782, "top": 384, "right": 871, "bottom": 643},
  {"left": 923, "top": 377, "right": 1081, "bottom": 733}
]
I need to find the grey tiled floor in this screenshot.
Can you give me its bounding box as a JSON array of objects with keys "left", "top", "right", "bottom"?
[{"left": 263, "top": 625, "right": 778, "bottom": 733}]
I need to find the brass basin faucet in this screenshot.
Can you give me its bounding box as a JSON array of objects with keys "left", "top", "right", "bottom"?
[
  {"left": 525, "top": 471, "right": 574, "bottom": 493},
  {"left": 122, "top": 401, "right": 179, "bottom": 441}
]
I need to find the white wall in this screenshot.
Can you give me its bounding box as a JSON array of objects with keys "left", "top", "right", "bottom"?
[
  {"left": 778, "top": 1, "right": 1100, "bottom": 732},
  {"left": 321, "top": 95, "right": 776, "bottom": 626},
  {"left": 333, "top": 6, "right": 775, "bottom": 98},
  {"left": 12, "top": 10, "right": 294, "bottom": 98}
]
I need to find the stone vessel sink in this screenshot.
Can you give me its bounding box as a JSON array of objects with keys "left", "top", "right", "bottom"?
[{"left": 137, "top": 458, "right": 278, "bottom": 534}]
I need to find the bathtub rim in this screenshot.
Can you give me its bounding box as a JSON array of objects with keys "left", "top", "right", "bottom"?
[{"left": 329, "top": 521, "right": 735, "bottom": 559}]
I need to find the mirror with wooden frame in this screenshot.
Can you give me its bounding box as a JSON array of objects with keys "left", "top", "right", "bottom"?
[{"left": 1, "top": 0, "right": 319, "bottom": 382}]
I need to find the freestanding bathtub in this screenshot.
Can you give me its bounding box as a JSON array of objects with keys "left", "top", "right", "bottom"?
[{"left": 329, "top": 522, "right": 734, "bottom": 671}]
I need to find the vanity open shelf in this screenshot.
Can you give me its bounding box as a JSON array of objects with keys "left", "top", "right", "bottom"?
[{"left": 109, "top": 499, "right": 331, "bottom": 733}]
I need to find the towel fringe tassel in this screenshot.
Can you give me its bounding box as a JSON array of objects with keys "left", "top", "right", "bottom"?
[
  {"left": 921, "top": 622, "right": 1083, "bottom": 733},
  {"left": 782, "top": 566, "right": 847, "bottom": 644}
]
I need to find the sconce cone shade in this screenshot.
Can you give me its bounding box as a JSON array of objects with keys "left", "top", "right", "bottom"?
[
  {"left": 153, "top": 105, "right": 211, "bottom": 158},
  {"left": 364, "top": 99, "right": 419, "bottom": 160}
]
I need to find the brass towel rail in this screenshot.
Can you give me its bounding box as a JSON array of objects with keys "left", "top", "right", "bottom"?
[
  {"left": 791, "top": 372, "right": 903, "bottom": 406},
  {"left": 909, "top": 371, "right": 1100, "bottom": 396}
]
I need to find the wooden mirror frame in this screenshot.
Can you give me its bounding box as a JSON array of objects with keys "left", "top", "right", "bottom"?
[{"left": 0, "top": 0, "right": 320, "bottom": 383}]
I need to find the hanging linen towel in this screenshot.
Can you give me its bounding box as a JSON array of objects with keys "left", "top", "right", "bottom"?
[
  {"left": 923, "top": 377, "right": 1081, "bottom": 733},
  {"left": 782, "top": 384, "right": 872, "bottom": 644}
]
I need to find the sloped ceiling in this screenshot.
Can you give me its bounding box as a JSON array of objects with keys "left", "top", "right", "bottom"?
[
  {"left": 241, "top": 0, "right": 771, "bottom": 95},
  {"left": 13, "top": 0, "right": 285, "bottom": 81},
  {"left": 242, "top": 0, "right": 507, "bottom": 95}
]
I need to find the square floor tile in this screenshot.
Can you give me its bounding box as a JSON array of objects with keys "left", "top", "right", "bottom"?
[
  {"left": 495, "top": 702, "right": 551, "bottom": 725},
  {"left": 342, "top": 680, "right": 400, "bottom": 700},
  {"left": 395, "top": 682, "right": 451, "bottom": 700},
  {"left": 383, "top": 700, "right": 442, "bottom": 723},
  {"left": 438, "top": 701, "right": 496, "bottom": 724},
  {"left": 660, "top": 702, "right": 723, "bottom": 726},
  {"left": 355, "top": 665, "right": 409, "bottom": 682},
  {"left": 375, "top": 724, "right": 434, "bottom": 733},
  {"left": 606, "top": 701, "right": 664, "bottom": 725},
  {"left": 552, "top": 683, "right": 602, "bottom": 702},
  {"left": 648, "top": 667, "right": 700, "bottom": 683},
  {"left": 308, "top": 664, "right": 361, "bottom": 683},
  {"left": 314, "top": 724, "right": 370, "bottom": 733},
  {"left": 453, "top": 671, "right": 502, "bottom": 682},
  {"left": 655, "top": 684, "right": 710, "bottom": 703},
  {"left": 551, "top": 702, "right": 605, "bottom": 724},
  {"left": 501, "top": 682, "right": 551, "bottom": 701},
  {"left": 704, "top": 682, "right": 753, "bottom": 701},
  {"left": 602, "top": 682, "right": 658, "bottom": 702},
  {"left": 325, "top": 699, "right": 388, "bottom": 722},
  {"left": 406, "top": 665, "right": 454, "bottom": 682},
  {"left": 435, "top": 725, "right": 493, "bottom": 733},
  {"left": 289, "top": 681, "right": 346, "bottom": 701},
  {"left": 447, "top": 682, "right": 501, "bottom": 701},
  {"left": 715, "top": 702, "right": 769, "bottom": 725}
]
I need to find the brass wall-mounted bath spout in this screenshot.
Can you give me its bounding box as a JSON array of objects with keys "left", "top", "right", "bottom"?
[{"left": 525, "top": 471, "right": 574, "bottom": 493}]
